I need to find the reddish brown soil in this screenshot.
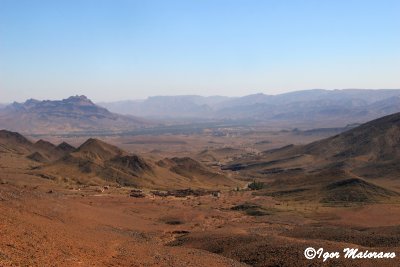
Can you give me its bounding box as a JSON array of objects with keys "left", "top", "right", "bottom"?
[{"left": 1, "top": 180, "right": 400, "bottom": 266}]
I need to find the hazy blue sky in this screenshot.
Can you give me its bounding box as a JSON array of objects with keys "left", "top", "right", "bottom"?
[{"left": 1, "top": 0, "right": 399, "bottom": 102}]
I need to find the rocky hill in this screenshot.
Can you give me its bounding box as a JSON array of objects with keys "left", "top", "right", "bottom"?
[
  {"left": 0, "top": 96, "right": 150, "bottom": 134},
  {"left": 0, "top": 129, "right": 239, "bottom": 189},
  {"left": 0, "top": 129, "right": 74, "bottom": 161},
  {"left": 224, "top": 112, "right": 400, "bottom": 203}
]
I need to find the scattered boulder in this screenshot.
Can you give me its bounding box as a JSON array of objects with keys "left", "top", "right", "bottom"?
[
  {"left": 130, "top": 189, "right": 145, "bottom": 198},
  {"left": 96, "top": 188, "right": 105, "bottom": 193},
  {"left": 212, "top": 192, "right": 221, "bottom": 198},
  {"left": 130, "top": 192, "right": 145, "bottom": 198},
  {"left": 151, "top": 190, "right": 169, "bottom": 197},
  {"left": 151, "top": 189, "right": 221, "bottom": 198}
]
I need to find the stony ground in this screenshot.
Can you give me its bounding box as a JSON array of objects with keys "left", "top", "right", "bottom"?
[{"left": 1, "top": 180, "right": 400, "bottom": 266}]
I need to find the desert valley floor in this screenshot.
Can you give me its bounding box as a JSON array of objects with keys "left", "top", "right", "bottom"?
[{"left": 1, "top": 118, "right": 400, "bottom": 266}]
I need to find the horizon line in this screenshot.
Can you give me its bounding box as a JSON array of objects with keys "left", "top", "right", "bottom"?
[{"left": 2, "top": 87, "right": 400, "bottom": 104}]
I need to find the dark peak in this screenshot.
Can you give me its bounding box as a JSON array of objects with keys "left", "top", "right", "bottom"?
[
  {"left": 110, "top": 154, "right": 152, "bottom": 173},
  {"left": 57, "top": 142, "right": 76, "bottom": 152},
  {"left": 35, "top": 139, "right": 57, "bottom": 149},
  {"left": 0, "top": 129, "right": 32, "bottom": 144},
  {"left": 77, "top": 138, "right": 124, "bottom": 156},
  {"left": 80, "top": 138, "right": 103, "bottom": 146},
  {"left": 325, "top": 178, "right": 369, "bottom": 190},
  {"left": 0, "top": 129, "right": 13, "bottom": 134},
  {"left": 322, "top": 178, "right": 400, "bottom": 203},
  {"left": 303, "top": 111, "right": 400, "bottom": 157},
  {"left": 36, "top": 139, "right": 54, "bottom": 145}
]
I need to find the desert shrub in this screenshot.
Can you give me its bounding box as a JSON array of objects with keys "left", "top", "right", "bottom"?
[
  {"left": 248, "top": 181, "right": 265, "bottom": 190},
  {"left": 165, "top": 220, "right": 182, "bottom": 225},
  {"left": 231, "top": 203, "right": 261, "bottom": 211},
  {"left": 245, "top": 209, "right": 268, "bottom": 216},
  {"left": 231, "top": 203, "right": 279, "bottom": 217}
]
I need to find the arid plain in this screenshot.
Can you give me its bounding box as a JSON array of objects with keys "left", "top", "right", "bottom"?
[
  {"left": 2, "top": 93, "right": 400, "bottom": 266},
  {"left": 1, "top": 119, "right": 400, "bottom": 266}
]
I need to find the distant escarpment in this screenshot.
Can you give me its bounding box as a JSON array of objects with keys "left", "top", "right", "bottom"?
[{"left": 0, "top": 96, "right": 150, "bottom": 134}]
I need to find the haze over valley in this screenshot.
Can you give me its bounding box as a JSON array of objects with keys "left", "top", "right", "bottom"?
[{"left": 100, "top": 89, "right": 400, "bottom": 124}]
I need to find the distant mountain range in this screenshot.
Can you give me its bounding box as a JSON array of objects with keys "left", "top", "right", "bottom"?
[
  {"left": 2, "top": 89, "right": 400, "bottom": 135},
  {"left": 99, "top": 95, "right": 228, "bottom": 119},
  {"left": 100, "top": 89, "right": 400, "bottom": 125},
  {"left": 0, "top": 95, "right": 150, "bottom": 135}
]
